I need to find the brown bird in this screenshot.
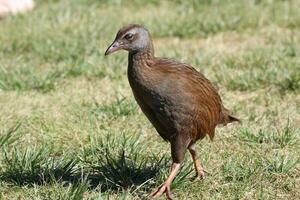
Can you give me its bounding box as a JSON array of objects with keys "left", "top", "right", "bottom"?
[{"left": 105, "top": 24, "right": 239, "bottom": 199}]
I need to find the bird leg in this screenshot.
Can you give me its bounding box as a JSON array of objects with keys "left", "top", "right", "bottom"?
[
  {"left": 151, "top": 162, "right": 181, "bottom": 200},
  {"left": 188, "top": 144, "right": 205, "bottom": 178},
  {"left": 151, "top": 135, "right": 189, "bottom": 199}
]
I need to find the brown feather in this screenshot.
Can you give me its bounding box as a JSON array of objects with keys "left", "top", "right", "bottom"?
[
  {"left": 107, "top": 24, "right": 239, "bottom": 158},
  {"left": 106, "top": 25, "right": 240, "bottom": 197}
]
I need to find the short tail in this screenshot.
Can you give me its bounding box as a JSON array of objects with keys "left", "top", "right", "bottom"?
[
  {"left": 228, "top": 115, "right": 241, "bottom": 123},
  {"left": 219, "top": 107, "right": 241, "bottom": 125}
]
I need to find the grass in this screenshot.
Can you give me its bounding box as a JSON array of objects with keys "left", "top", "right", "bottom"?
[{"left": 0, "top": 0, "right": 300, "bottom": 199}]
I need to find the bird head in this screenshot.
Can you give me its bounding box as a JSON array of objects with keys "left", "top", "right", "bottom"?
[{"left": 105, "top": 24, "right": 151, "bottom": 56}]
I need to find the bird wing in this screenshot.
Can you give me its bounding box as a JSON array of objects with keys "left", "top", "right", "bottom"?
[{"left": 150, "top": 58, "right": 225, "bottom": 139}]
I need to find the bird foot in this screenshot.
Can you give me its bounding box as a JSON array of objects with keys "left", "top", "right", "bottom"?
[
  {"left": 197, "top": 169, "right": 205, "bottom": 178},
  {"left": 151, "top": 183, "right": 173, "bottom": 200},
  {"left": 191, "top": 169, "right": 205, "bottom": 181}
]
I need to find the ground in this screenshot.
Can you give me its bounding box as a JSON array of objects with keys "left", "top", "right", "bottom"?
[{"left": 0, "top": 0, "right": 299, "bottom": 199}]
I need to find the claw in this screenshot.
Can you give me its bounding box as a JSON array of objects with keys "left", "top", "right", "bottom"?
[
  {"left": 197, "top": 169, "right": 205, "bottom": 179},
  {"left": 190, "top": 167, "right": 206, "bottom": 182},
  {"left": 151, "top": 184, "right": 173, "bottom": 200},
  {"left": 149, "top": 163, "right": 181, "bottom": 199}
]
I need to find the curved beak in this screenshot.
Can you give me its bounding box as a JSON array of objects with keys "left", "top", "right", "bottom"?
[{"left": 105, "top": 40, "right": 122, "bottom": 56}]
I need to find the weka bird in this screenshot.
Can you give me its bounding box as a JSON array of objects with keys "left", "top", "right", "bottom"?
[{"left": 105, "top": 24, "right": 239, "bottom": 199}]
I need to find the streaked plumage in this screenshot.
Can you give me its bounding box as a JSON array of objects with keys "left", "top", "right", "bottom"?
[{"left": 105, "top": 24, "right": 239, "bottom": 199}]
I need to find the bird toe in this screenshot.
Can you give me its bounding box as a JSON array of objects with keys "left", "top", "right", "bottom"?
[{"left": 151, "top": 184, "right": 173, "bottom": 200}]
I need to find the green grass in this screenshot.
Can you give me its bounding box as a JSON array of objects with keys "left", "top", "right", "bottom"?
[{"left": 0, "top": 0, "right": 300, "bottom": 199}]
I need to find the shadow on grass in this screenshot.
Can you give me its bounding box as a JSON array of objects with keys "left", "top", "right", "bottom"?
[
  {"left": 83, "top": 153, "right": 168, "bottom": 191},
  {"left": 0, "top": 132, "right": 170, "bottom": 193},
  {"left": 78, "top": 134, "right": 169, "bottom": 192}
]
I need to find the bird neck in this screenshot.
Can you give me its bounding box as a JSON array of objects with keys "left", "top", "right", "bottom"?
[
  {"left": 127, "top": 42, "right": 155, "bottom": 85},
  {"left": 129, "top": 42, "right": 155, "bottom": 64}
]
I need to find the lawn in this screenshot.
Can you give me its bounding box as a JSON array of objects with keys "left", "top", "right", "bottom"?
[{"left": 0, "top": 0, "right": 299, "bottom": 199}]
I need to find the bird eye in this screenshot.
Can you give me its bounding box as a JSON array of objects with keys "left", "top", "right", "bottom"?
[{"left": 124, "top": 33, "right": 134, "bottom": 40}]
